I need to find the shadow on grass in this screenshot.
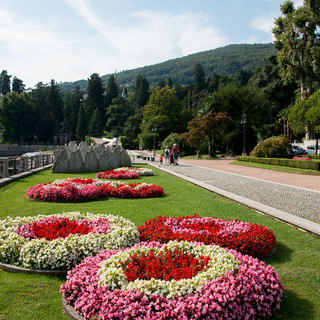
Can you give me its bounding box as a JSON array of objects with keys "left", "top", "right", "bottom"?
[
  {"left": 265, "top": 241, "right": 294, "bottom": 265},
  {"left": 274, "top": 288, "right": 316, "bottom": 319}
]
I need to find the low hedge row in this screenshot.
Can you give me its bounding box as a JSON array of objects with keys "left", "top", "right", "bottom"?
[{"left": 236, "top": 156, "right": 320, "bottom": 171}]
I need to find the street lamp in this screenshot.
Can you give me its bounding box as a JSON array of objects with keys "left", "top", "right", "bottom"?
[
  {"left": 152, "top": 127, "right": 157, "bottom": 156},
  {"left": 241, "top": 114, "right": 247, "bottom": 156}
]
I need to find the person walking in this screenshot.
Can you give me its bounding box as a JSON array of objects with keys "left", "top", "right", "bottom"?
[
  {"left": 172, "top": 143, "right": 179, "bottom": 165},
  {"left": 164, "top": 146, "right": 170, "bottom": 165}
]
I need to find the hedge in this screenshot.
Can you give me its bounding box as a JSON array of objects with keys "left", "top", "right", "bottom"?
[{"left": 236, "top": 156, "right": 320, "bottom": 171}]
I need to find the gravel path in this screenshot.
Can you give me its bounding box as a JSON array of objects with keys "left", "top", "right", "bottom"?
[{"left": 161, "top": 162, "right": 320, "bottom": 223}]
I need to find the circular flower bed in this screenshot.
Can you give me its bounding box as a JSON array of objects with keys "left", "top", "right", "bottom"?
[
  {"left": 26, "top": 178, "right": 164, "bottom": 202},
  {"left": 0, "top": 212, "right": 139, "bottom": 270},
  {"left": 96, "top": 170, "right": 139, "bottom": 179},
  {"left": 138, "top": 215, "right": 276, "bottom": 258},
  {"left": 114, "top": 167, "right": 154, "bottom": 176},
  {"left": 61, "top": 240, "right": 283, "bottom": 319}
]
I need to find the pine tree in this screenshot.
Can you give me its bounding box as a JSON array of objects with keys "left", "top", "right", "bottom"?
[{"left": 76, "top": 105, "right": 88, "bottom": 141}]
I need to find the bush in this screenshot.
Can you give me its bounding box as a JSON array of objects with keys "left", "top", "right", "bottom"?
[
  {"left": 140, "top": 133, "right": 159, "bottom": 150},
  {"left": 236, "top": 156, "right": 320, "bottom": 171},
  {"left": 250, "top": 137, "right": 290, "bottom": 158},
  {"left": 161, "top": 133, "right": 180, "bottom": 150}
]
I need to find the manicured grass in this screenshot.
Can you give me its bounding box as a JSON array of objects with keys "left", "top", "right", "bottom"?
[
  {"left": 0, "top": 166, "right": 319, "bottom": 319},
  {"left": 231, "top": 159, "right": 320, "bottom": 175}
]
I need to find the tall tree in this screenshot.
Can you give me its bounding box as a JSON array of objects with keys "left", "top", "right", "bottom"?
[
  {"left": 12, "top": 76, "right": 25, "bottom": 93},
  {"left": 105, "top": 75, "right": 118, "bottom": 108},
  {"left": 273, "top": 0, "right": 320, "bottom": 99},
  {"left": 63, "top": 85, "right": 83, "bottom": 139},
  {"left": 0, "top": 70, "right": 12, "bottom": 95},
  {"left": 105, "top": 96, "right": 134, "bottom": 137},
  {"left": 86, "top": 73, "right": 105, "bottom": 134},
  {"left": 46, "top": 79, "right": 64, "bottom": 124},
  {"left": 134, "top": 75, "right": 150, "bottom": 108},
  {"left": 142, "top": 86, "right": 182, "bottom": 139},
  {"left": 0, "top": 92, "right": 38, "bottom": 144},
  {"left": 76, "top": 105, "right": 88, "bottom": 141},
  {"left": 193, "top": 63, "right": 206, "bottom": 94}
]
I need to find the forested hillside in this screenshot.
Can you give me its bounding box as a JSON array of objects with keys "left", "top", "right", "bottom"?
[{"left": 60, "top": 43, "right": 275, "bottom": 92}]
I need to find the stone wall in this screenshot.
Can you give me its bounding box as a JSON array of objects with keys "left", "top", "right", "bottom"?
[{"left": 52, "top": 141, "right": 132, "bottom": 173}]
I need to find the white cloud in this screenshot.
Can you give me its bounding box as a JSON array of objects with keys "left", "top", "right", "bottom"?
[{"left": 251, "top": 15, "right": 275, "bottom": 34}]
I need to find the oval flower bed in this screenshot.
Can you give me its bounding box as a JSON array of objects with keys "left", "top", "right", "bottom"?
[
  {"left": 96, "top": 170, "right": 139, "bottom": 179},
  {"left": 26, "top": 178, "right": 164, "bottom": 202},
  {"left": 60, "top": 240, "right": 283, "bottom": 320},
  {"left": 114, "top": 167, "right": 155, "bottom": 176},
  {"left": 138, "top": 215, "right": 276, "bottom": 258},
  {"left": 0, "top": 212, "right": 139, "bottom": 270}
]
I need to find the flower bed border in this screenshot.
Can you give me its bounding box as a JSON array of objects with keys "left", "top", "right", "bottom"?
[
  {"left": 0, "top": 262, "right": 67, "bottom": 275},
  {"left": 62, "top": 297, "right": 85, "bottom": 320}
]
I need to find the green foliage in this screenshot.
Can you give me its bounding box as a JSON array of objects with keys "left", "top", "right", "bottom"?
[
  {"left": 140, "top": 132, "right": 159, "bottom": 150},
  {"left": 0, "top": 70, "right": 11, "bottom": 95},
  {"left": 237, "top": 155, "right": 320, "bottom": 171},
  {"left": 105, "top": 75, "right": 118, "bottom": 108},
  {"left": 76, "top": 105, "right": 88, "bottom": 141},
  {"left": 133, "top": 75, "right": 150, "bottom": 108},
  {"left": 193, "top": 63, "right": 206, "bottom": 93},
  {"left": 105, "top": 96, "right": 134, "bottom": 137},
  {"left": 250, "top": 136, "right": 290, "bottom": 157},
  {"left": 142, "top": 86, "right": 181, "bottom": 139},
  {"left": 0, "top": 92, "right": 38, "bottom": 144},
  {"left": 12, "top": 76, "right": 25, "bottom": 93},
  {"left": 161, "top": 133, "right": 180, "bottom": 150},
  {"left": 273, "top": 0, "right": 320, "bottom": 99}
]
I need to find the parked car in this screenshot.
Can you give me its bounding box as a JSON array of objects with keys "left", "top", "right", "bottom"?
[
  {"left": 306, "top": 145, "right": 320, "bottom": 155},
  {"left": 291, "top": 145, "right": 308, "bottom": 155}
]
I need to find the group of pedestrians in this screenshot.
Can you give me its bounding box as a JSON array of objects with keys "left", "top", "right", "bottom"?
[{"left": 161, "top": 144, "right": 179, "bottom": 165}]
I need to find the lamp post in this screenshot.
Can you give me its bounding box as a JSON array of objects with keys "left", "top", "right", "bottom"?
[
  {"left": 152, "top": 127, "right": 156, "bottom": 156},
  {"left": 241, "top": 114, "right": 247, "bottom": 156}
]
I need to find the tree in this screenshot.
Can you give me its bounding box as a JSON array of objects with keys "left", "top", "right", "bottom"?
[
  {"left": 193, "top": 63, "right": 206, "bottom": 94},
  {"left": 273, "top": 0, "right": 320, "bottom": 99},
  {"left": 180, "top": 116, "right": 207, "bottom": 157},
  {"left": 36, "top": 111, "right": 58, "bottom": 143},
  {"left": 89, "top": 108, "right": 103, "bottom": 136},
  {"left": 76, "top": 105, "right": 88, "bottom": 141},
  {"left": 0, "top": 92, "right": 38, "bottom": 144},
  {"left": 0, "top": 70, "right": 12, "bottom": 95},
  {"left": 142, "top": 86, "right": 182, "bottom": 139},
  {"left": 63, "top": 86, "right": 83, "bottom": 139},
  {"left": 105, "top": 75, "right": 118, "bottom": 108},
  {"left": 289, "top": 89, "right": 320, "bottom": 152},
  {"left": 134, "top": 75, "right": 150, "bottom": 108},
  {"left": 12, "top": 76, "right": 25, "bottom": 93},
  {"left": 46, "top": 79, "right": 64, "bottom": 124},
  {"left": 105, "top": 96, "right": 134, "bottom": 137},
  {"left": 86, "top": 73, "right": 105, "bottom": 133}
]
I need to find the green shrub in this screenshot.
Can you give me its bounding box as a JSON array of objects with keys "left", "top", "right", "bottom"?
[
  {"left": 140, "top": 133, "right": 159, "bottom": 150},
  {"left": 161, "top": 133, "right": 180, "bottom": 150},
  {"left": 250, "top": 137, "right": 290, "bottom": 158},
  {"left": 236, "top": 156, "right": 320, "bottom": 171}
]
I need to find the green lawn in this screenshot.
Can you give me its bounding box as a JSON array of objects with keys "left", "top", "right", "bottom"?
[{"left": 0, "top": 166, "right": 319, "bottom": 319}]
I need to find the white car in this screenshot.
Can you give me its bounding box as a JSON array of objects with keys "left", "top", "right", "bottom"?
[{"left": 306, "top": 145, "right": 320, "bottom": 155}]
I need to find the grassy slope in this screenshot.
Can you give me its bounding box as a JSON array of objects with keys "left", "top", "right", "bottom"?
[{"left": 0, "top": 167, "right": 319, "bottom": 320}]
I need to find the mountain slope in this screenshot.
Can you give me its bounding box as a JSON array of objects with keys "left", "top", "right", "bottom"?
[{"left": 60, "top": 43, "right": 276, "bottom": 93}]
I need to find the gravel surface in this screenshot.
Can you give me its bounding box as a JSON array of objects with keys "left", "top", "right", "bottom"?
[{"left": 161, "top": 163, "right": 320, "bottom": 223}]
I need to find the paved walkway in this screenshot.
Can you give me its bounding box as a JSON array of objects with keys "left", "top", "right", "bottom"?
[{"left": 134, "top": 156, "right": 320, "bottom": 236}]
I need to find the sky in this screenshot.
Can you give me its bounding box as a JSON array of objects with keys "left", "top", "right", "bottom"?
[{"left": 0, "top": 0, "right": 304, "bottom": 89}]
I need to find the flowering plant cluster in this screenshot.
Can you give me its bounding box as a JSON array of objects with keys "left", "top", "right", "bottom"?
[
  {"left": 293, "top": 156, "right": 311, "bottom": 160},
  {"left": 138, "top": 215, "right": 276, "bottom": 258},
  {"left": 26, "top": 178, "right": 101, "bottom": 202},
  {"left": 61, "top": 241, "right": 283, "bottom": 319},
  {"left": 26, "top": 178, "right": 164, "bottom": 202},
  {"left": 114, "top": 167, "right": 154, "bottom": 176},
  {"left": 96, "top": 170, "right": 139, "bottom": 180},
  {"left": 99, "top": 181, "right": 164, "bottom": 199},
  {"left": 0, "top": 212, "right": 139, "bottom": 270}
]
